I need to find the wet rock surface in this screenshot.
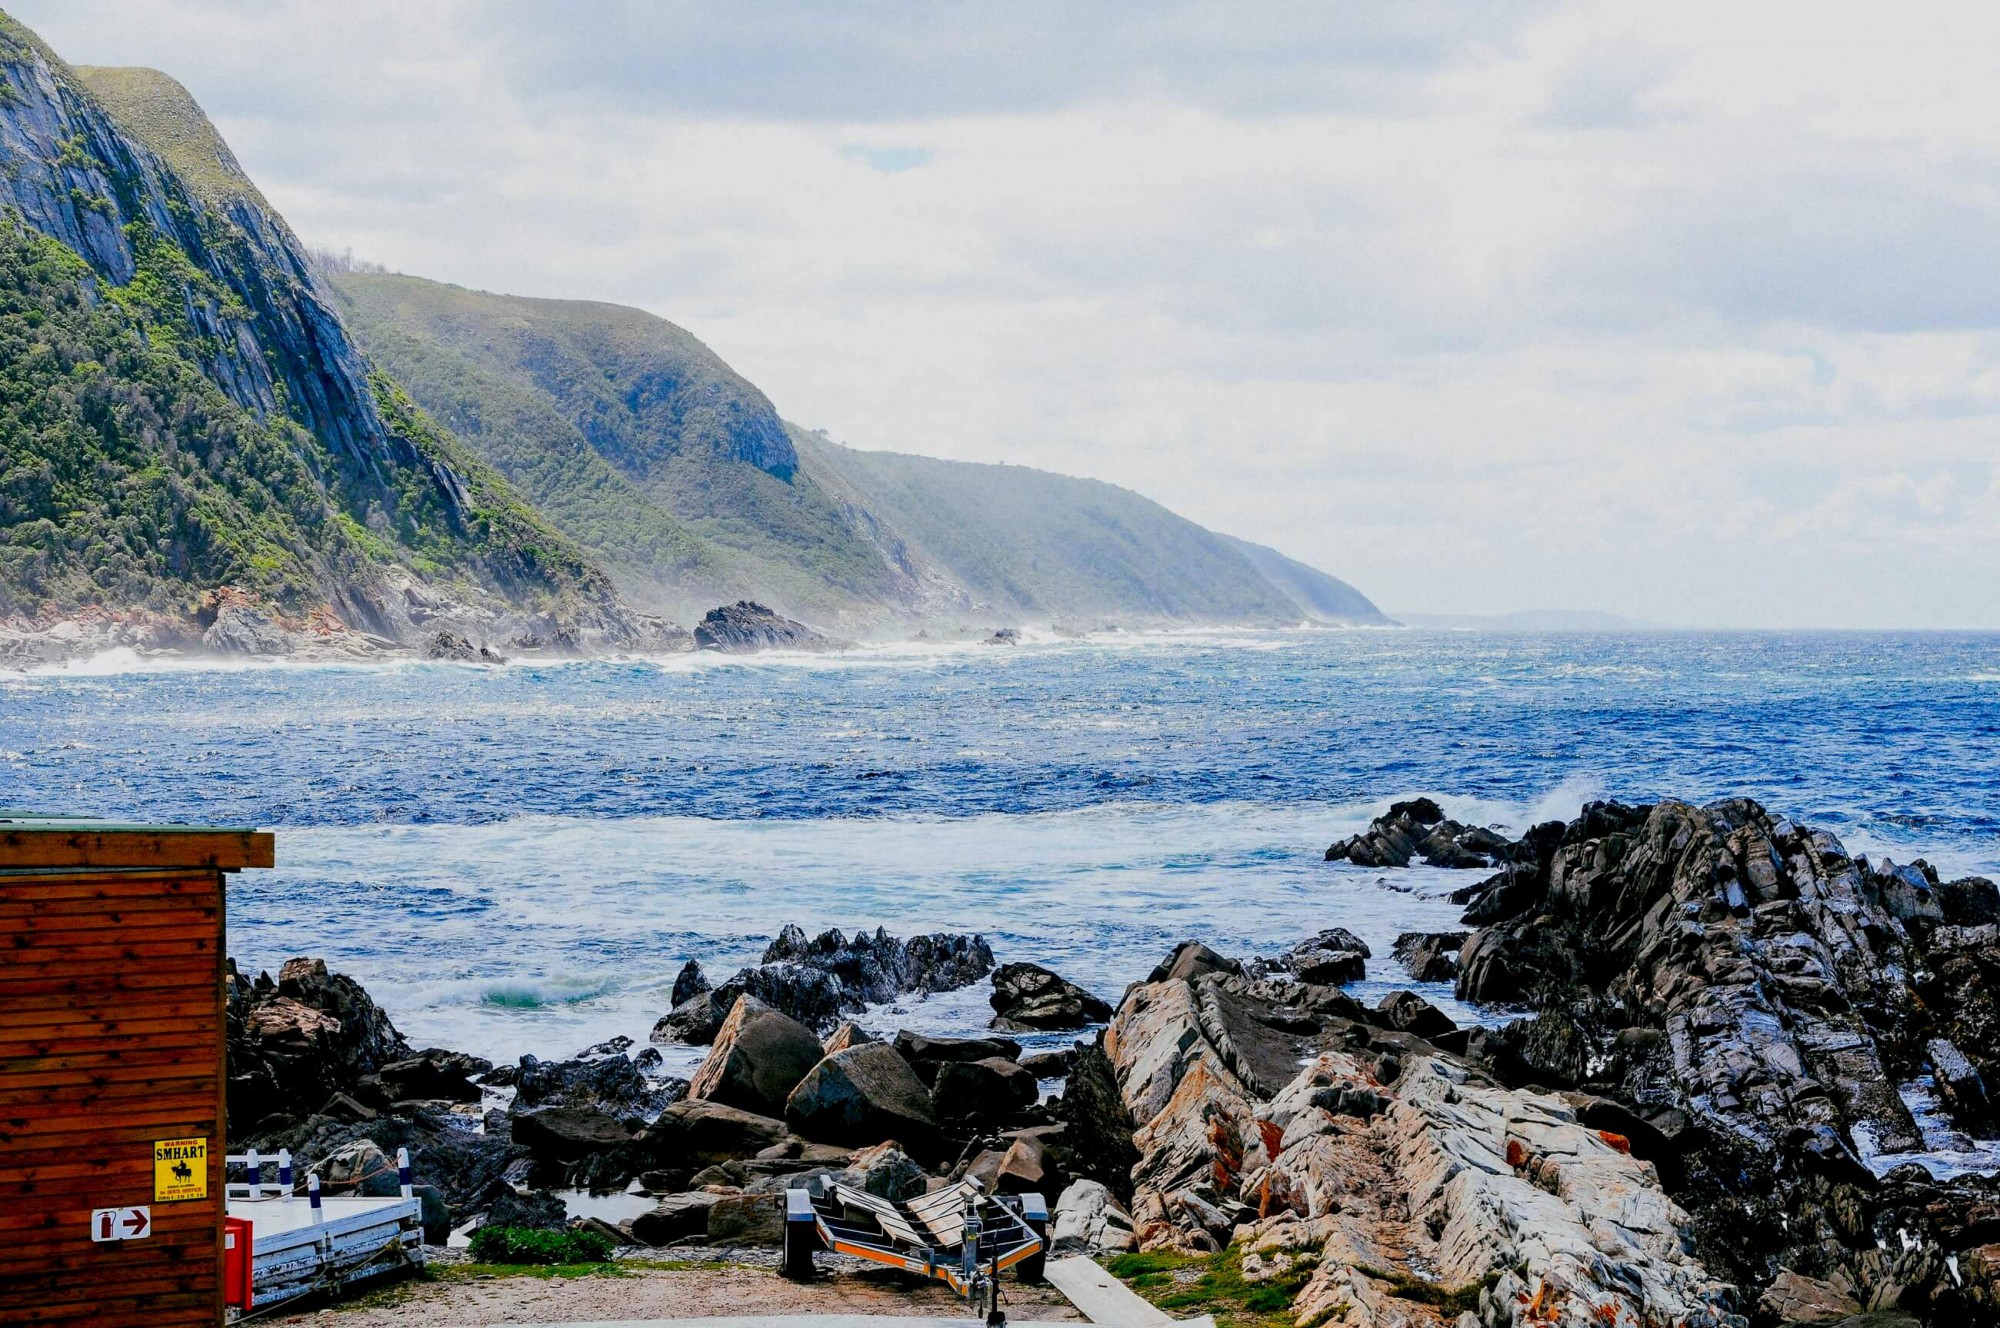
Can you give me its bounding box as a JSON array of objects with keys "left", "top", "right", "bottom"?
[
  {"left": 1325, "top": 796, "right": 1526, "bottom": 869},
  {"left": 227, "top": 956, "right": 414, "bottom": 1132}
]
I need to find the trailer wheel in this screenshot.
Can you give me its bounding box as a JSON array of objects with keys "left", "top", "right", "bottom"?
[{"left": 1015, "top": 1192, "right": 1048, "bottom": 1284}]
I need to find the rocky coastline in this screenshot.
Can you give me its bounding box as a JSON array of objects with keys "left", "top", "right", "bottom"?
[{"left": 222, "top": 797, "right": 2000, "bottom": 1327}]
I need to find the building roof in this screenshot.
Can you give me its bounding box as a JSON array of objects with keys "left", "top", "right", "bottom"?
[{"left": 0, "top": 812, "right": 274, "bottom": 870}]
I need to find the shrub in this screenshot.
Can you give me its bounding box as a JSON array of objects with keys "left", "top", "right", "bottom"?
[{"left": 466, "top": 1223, "right": 615, "bottom": 1266}]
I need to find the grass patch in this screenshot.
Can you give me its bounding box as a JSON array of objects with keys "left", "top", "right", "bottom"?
[
  {"left": 466, "top": 1224, "right": 616, "bottom": 1266},
  {"left": 1356, "top": 1264, "right": 1499, "bottom": 1316},
  {"left": 1106, "top": 1246, "right": 1319, "bottom": 1328}
]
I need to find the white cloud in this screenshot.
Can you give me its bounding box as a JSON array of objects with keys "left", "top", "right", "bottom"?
[{"left": 14, "top": 0, "right": 2000, "bottom": 625}]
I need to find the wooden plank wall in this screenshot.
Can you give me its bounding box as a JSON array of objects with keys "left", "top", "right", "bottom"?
[{"left": 0, "top": 868, "right": 225, "bottom": 1327}]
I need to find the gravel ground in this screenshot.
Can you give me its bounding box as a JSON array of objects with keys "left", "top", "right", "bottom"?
[{"left": 262, "top": 1252, "right": 1085, "bottom": 1326}]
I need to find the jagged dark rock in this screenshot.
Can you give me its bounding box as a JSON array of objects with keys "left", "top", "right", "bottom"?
[
  {"left": 1050, "top": 1043, "right": 1139, "bottom": 1203},
  {"left": 426, "top": 630, "right": 504, "bottom": 663},
  {"left": 1324, "top": 796, "right": 1526, "bottom": 869},
  {"left": 1274, "top": 928, "right": 1370, "bottom": 985},
  {"left": 226, "top": 956, "right": 413, "bottom": 1131},
  {"left": 670, "top": 960, "right": 710, "bottom": 1008},
  {"left": 1391, "top": 929, "right": 1467, "bottom": 982},
  {"left": 1145, "top": 940, "right": 1241, "bottom": 984},
  {"left": 512, "top": 1050, "right": 682, "bottom": 1119},
  {"left": 693, "top": 602, "right": 834, "bottom": 652},
  {"left": 1448, "top": 796, "right": 2000, "bottom": 1318},
  {"left": 652, "top": 927, "right": 994, "bottom": 1044},
  {"left": 989, "top": 962, "right": 1113, "bottom": 1031}
]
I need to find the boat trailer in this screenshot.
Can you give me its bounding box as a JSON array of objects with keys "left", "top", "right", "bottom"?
[
  {"left": 785, "top": 1176, "right": 1047, "bottom": 1324},
  {"left": 222, "top": 1147, "right": 425, "bottom": 1314}
]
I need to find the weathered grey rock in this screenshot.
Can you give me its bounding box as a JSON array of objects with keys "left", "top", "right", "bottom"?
[
  {"left": 989, "top": 962, "right": 1113, "bottom": 1031},
  {"left": 365, "top": 1052, "right": 483, "bottom": 1106},
  {"left": 706, "top": 1192, "right": 785, "bottom": 1245},
  {"left": 1146, "top": 940, "right": 1240, "bottom": 984},
  {"left": 785, "top": 1042, "right": 939, "bottom": 1152},
  {"left": 686, "top": 996, "right": 826, "bottom": 1117},
  {"left": 512, "top": 1050, "right": 677, "bottom": 1119},
  {"left": 693, "top": 602, "right": 835, "bottom": 652},
  {"left": 1051, "top": 1178, "right": 1135, "bottom": 1253},
  {"left": 843, "top": 1141, "right": 928, "bottom": 1201},
  {"left": 425, "top": 630, "right": 503, "bottom": 663},
  {"left": 1324, "top": 797, "right": 1520, "bottom": 869},
  {"left": 484, "top": 1188, "right": 568, "bottom": 1231},
  {"left": 204, "top": 601, "right": 295, "bottom": 656}
]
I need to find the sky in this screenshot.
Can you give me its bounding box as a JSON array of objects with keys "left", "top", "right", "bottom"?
[{"left": 16, "top": 2, "right": 2000, "bottom": 627}]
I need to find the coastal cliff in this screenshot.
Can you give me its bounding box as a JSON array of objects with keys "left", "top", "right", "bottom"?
[{"left": 0, "top": 15, "right": 667, "bottom": 659}]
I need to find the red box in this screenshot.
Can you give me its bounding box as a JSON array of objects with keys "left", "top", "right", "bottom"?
[{"left": 223, "top": 1216, "right": 254, "bottom": 1310}]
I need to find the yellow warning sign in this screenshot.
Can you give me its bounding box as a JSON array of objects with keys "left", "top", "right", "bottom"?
[{"left": 153, "top": 1137, "right": 207, "bottom": 1202}]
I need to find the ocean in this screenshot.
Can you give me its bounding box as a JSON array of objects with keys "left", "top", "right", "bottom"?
[{"left": 4, "top": 628, "right": 1996, "bottom": 1074}]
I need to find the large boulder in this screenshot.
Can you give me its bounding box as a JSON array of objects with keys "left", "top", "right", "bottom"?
[
  {"left": 362, "top": 1053, "right": 483, "bottom": 1106},
  {"left": 644, "top": 1099, "right": 790, "bottom": 1170},
  {"left": 670, "top": 960, "right": 710, "bottom": 1008},
  {"left": 893, "top": 1031, "right": 1022, "bottom": 1086},
  {"left": 1145, "top": 941, "right": 1240, "bottom": 984},
  {"left": 932, "top": 1056, "right": 1039, "bottom": 1123},
  {"left": 1051, "top": 1178, "right": 1135, "bottom": 1253},
  {"left": 1051, "top": 1043, "right": 1139, "bottom": 1202},
  {"left": 989, "top": 962, "right": 1113, "bottom": 1031},
  {"left": 686, "top": 996, "right": 826, "bottom": 1117},
  {"left": 693, "top": 602, "right": 835, "bottom": 652},
  {"left": 630, "top": 1191, "right": 719, "bottom": 1246},
  {"left": 511, "top": 1104, "right": 641, "bottom": 1161},
  {"left": 1324, "top": 797, "right": 1523, "bottom": 869},
  {"left": 785, "top": 1043, "right": 939, "bottom": 1153}
]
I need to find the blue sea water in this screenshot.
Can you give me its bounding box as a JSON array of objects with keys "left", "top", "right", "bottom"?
[{"left": 3, "top": 628, "right": 1997, "bottom": 1071}]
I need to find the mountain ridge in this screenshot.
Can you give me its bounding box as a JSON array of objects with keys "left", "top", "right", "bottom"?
[{"left": 0, "top": 15, "right": 1388, "bottom": 656}]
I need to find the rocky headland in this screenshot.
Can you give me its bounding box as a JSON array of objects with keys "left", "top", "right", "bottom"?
[{"left": 222, "top": 796, "right": 2000, "bottom": 1327}]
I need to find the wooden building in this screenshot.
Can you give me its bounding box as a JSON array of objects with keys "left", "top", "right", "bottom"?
[{"left": 0, "top": 814, "right": 273, "bottom": 1326}]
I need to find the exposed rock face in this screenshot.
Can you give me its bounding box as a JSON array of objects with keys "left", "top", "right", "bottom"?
[
  {"left": 226, "top": 957, "right": 412, "bottom": 1130},
  {"left": 512, "top": 1048, "right": 681, "bottom": 1120},
  {"left": 1325, "top": 797, "right": 1525, "bottom": 869},
  {"left": 989, "top": 962, "right": 1114, "bottom": 1031},
  {"left": 1450, "top": 797, "right": 2000, "bottom": 1321},
  {"left": 693, "top": 602, "right": 834, "bottom": 652},
  {"left": 784, "top": 1042, "right": 940, "bottom": 1153},
  {"left": 1052, "top": 1043, "right": 1140, "bottom": 1202},
  {"left": 685, "top": 996, "right": 826, "bottom": 1117},
  {"left": 1101, "top": 947, "right": 1741, "bottom": 1326},
  {"left": 651, "top": 926, "right": 994, "bottom": 1043}
]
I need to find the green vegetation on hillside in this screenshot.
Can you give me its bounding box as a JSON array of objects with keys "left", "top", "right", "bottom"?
[
  {"left": 0, "top": 220, "right": 352, "bottom": 613},
  {"left": 72, "top": 65, "right": 269, "bottom": 210}
]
